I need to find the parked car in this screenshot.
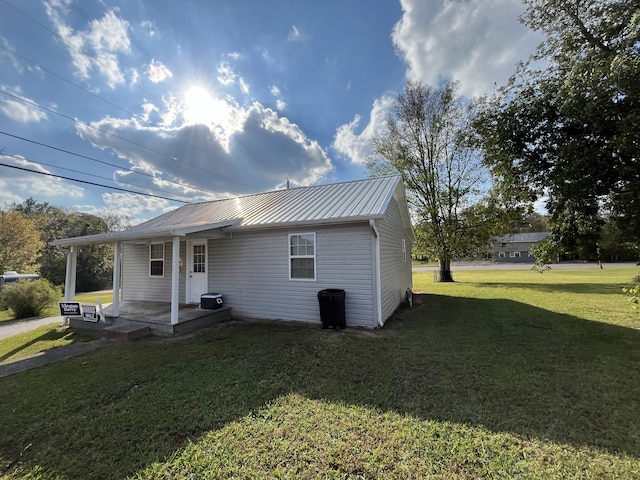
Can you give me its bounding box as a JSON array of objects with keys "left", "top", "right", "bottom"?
[{"left": 0, "top": 271, "right": 40, "bottom": 290}]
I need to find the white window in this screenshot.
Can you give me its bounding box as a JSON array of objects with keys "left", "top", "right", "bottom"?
[
  {"left": 289, "top": 233, "right": 316, "bottom": 280},
  {"left": 149, "top": 243, "right": 164, "bottom": 277},
  {"left": 402, "top": 239, "right": 407, "bottom": 263},
  {"left": 510, "top": 251, "right": 521, "bottom": 258},
  {"left": 498, "top": 252, "right": 505, "bottom": 258}
]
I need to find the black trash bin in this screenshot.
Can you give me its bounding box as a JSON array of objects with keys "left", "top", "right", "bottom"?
[{"left": 317, "top": 289, "right": 346, "bottom": 329}]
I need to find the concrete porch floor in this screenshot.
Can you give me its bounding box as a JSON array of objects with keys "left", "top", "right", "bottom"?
[
  {"left": 103, "top": 301, "right": 220, "bottom": 324},
  {"left": 71, "top": 301, "right": 231, "bottom": 337}
]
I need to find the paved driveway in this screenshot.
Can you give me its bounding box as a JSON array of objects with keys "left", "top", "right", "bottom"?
[{"left": 0, "top": 316, "right": 65, "bottom": 340}]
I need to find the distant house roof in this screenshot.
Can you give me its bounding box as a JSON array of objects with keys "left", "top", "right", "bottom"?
[
  {"left": 491, "top": 232, "right": 551, "bottom": 245},
  {"left": 52, "top": 175, "right": 415, "bottom": 247}
]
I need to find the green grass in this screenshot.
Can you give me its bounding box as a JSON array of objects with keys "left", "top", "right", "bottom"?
[
  {"left": 0, "top": 291, "right": 114, "bottom": 323},
  {"left": 0, "top": 324, "right": 94, "bottom": 364},
  {"left": 1, "top": 268, "right": 639, "bottom": 479}
]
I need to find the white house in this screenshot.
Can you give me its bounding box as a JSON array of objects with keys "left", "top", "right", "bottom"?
[{"left": 52, "top": 176, "right": 416, "bottom": 329}]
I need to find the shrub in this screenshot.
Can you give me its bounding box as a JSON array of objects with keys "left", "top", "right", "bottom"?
[
  {"left": 0, "top": 279, "right": 61, "bottom": 319},
  {"left": 622, "top": 274, "right": 640, "bottom": 311}
]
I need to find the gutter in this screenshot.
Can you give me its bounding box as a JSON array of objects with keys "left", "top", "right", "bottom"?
[{"left": 369, "top": 219, "right": 384, "bottom": 328}]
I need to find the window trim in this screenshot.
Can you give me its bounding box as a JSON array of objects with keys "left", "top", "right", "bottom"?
[
  {"left": 149, "top": 242, "right": 165, "bottom": 277},
  {"left": 402, "top": 239, "right": 407, "bottom": 263},
  {"left": 288, "top": 232, "right": 316, "bottom": 281},
  {"left": 509, "top": 251, "right": 521, "bottom": 258},
  {"left": 498, "top": 251, "right": 506, "bottom": 258}
]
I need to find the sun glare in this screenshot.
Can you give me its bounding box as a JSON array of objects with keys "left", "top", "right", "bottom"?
[{"left": 183, "top": 86, "right": 228, "bottom": 126}]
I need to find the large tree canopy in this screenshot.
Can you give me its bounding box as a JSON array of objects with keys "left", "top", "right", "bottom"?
[
  {"left": 12, "top": 199, "right": 126, "bottom": 292},
  {"left": 476, "top": 0, "right": 640, "bottom": 254},
  {"left": 0, "top": 210, "right": 43, "bottom": 274},
  {"left": 369, "top": 81, "right": 498, "bottom": 281}
]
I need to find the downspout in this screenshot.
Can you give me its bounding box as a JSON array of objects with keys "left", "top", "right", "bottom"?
[{"left": 369, "top": 220, "right": 383, "bottom": 328}]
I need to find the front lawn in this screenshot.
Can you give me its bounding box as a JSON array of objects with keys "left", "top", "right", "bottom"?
[
  {"left": 0, "top": 267, "right": 638, "bottom": 479},
  {"left": 0, "top": 324, "right": 95, "bottom": 365}
]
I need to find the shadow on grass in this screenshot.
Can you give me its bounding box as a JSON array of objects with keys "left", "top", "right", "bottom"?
[
  {"left": 1, "top": 295, "right": 639, "bottom": 479},
  {"left": 466, "top": 282, "right": 628, "bottom": 295},
  {"left": 0, "top": 328, "right": 75, "bottom": 363}
]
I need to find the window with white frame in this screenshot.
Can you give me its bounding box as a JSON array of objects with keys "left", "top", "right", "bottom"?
[
  {"left": 510, "top": 251, "right": 521, "bottom": 258},
  {"left": 498, "top": 252, "right": 506, "bottom": 258},
  {"left": 289, "top": 233, "right": 315, "bottom": 280},
  {"left": 402, "top": 239, "right": 407, "bottom": 262},
  {"left": 149, "top": 243, "right": 164, "bottom": 277}
]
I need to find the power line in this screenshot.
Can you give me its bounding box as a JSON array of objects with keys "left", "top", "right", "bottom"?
[
  {"left": 0, "top": 88, "right": 175, "bottom": 160},
  {"left": 0, "top": 160, "right": 190, "bottom": 204},
  {"left": 0, "top": 0, "right": 165, "bottom": 106},
  {"left": 0, "top": 88, "right": 268, "bottom": 193},
  {"left": 0, "top": 0, "right": 276, "bottom": 192},
  {"left": 0, "top": 43, "right": 137, "bottom": 118},
  {"left": 0, "top": 130, "right": 225, "bottom": 199},
  {"left": 1, "top": 151, "right": 196, "bottom": 201}
]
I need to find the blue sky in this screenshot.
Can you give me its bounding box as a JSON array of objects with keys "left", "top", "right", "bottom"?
[{"left": 0, "top": 0, "right": 542, "bottom": 223}]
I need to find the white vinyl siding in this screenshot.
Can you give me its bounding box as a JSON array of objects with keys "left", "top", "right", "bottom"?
[
  {"left": 376, "top": 197, "right": 412, "bottom": 323},
  {"left": 208, "top": 223, "right": 375, "bottom": 327},
  {"left": 122, "top": 241, "right": 187, "bottom": 302}
]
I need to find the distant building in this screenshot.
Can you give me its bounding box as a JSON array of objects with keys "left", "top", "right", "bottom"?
[{"left": 491, "top": 232, "right": 551, "bottom": 263}]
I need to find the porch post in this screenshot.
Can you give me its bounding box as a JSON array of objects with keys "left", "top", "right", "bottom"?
[
  {"left": 63, "top": 245, "right": 77, "bottom": 302},
  {"left": 111, "top": 241, "right": 121, "bottom": 317},
  {"left": 170, "top": 236, "right": 180, "bottom": 325}
]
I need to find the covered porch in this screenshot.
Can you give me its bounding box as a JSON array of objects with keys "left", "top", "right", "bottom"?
[
  {"left": 52, "top": 219, "right": 240, "bottom": 333},
  {"left": 69, "top": 300, "right": 232, "bottom": 338}
]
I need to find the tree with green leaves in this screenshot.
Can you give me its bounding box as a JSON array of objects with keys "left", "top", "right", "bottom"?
[
  {"left": 13, "top": 199, "right": 123, "bottom": 292},
  {"left": 368, "top": 81, "right": 501, "bottom": 281},
  {"left": 0, "top": 209, "right": 43, "bottom": 274},
  {"left": 476, "top": 0, "right": 640, "bottom": 256}
]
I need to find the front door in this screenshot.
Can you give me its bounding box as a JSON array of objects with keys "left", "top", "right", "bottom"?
[{"left": 188, "top": 241, "right": 208, "bottom": 303}]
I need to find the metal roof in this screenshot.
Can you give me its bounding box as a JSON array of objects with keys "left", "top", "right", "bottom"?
[{"left": 52, "top": 175, "right": 415, "bottom": 246}]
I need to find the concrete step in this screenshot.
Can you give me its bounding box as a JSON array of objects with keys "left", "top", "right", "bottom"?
[{"left": 103, "top": 324, "right": 150, "bottom": 341}]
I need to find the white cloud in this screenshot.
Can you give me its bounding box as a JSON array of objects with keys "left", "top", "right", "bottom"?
[
  {"left": 140, "top": 20, "right": 156, "bottom": 37},
  {"left": 217, "top": 61, "right": 249, "bottom": 94},
  {"left": 276, "top": 99, "right": 287, "bottom": 111},
  {"left": 146, "top": 59, "right": 172, "bottom": 83},
  {"left": 101, "top": 192, "right": 174, "bottom": 218},
  {"left": 392, "top": 0, "right": 542, "bottom": 97},
  {"left": 0, "top": 86, "right": 48, "bottom": 123},
  {"left": 75, "top": 98, "right": 333, "bottom": 197},
  {"left": 238, "top": 77, "right": 250, "bottom": 94},
  {"left": 0, "top": 36, "right": 23, "bottom": 73},
  {"left": 217, "top": 61, "right": 237, "bottom": 86},
  {"left": 44, "top": 3, "right": 131, "bottom": 88},
  {"left": 270, "top": 85, "right": 281, "bottom": 96},
  {"left": 287, "top": 25, "right": 307, "bottom": 42},
  {"left": 0, "top": 154, "right": 84, "bottom": 204},
  {"left": 332, "top": 95, "right": 394, "bottom": 164}
]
